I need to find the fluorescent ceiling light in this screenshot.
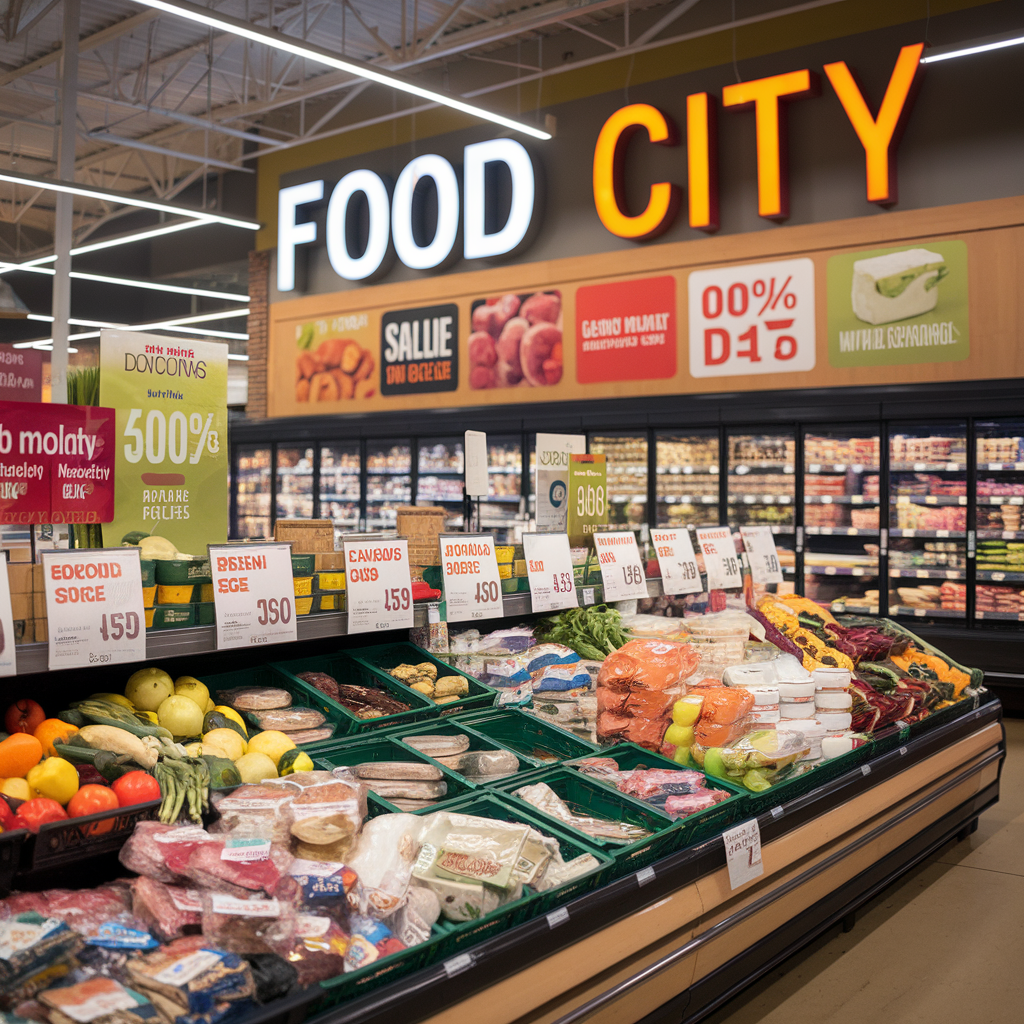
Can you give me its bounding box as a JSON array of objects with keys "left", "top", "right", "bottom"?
[
  {"left": 155, "top": 325, "right": 249, "bottom": 340},
  {"left": 920, "top": 29, "right": 1024, "bottom": 62},
  {"left": 132, "top": 0, "right": 551, "bottom": 141},
  {"left": 138, "top": 307, "right": 249, "bottom": 330},
  {"left": 70, "top": 271, "right": 248, "bottom": 301},
  {"left": 227, "top": 353, "right": 249, "bottom": 361},
  {"left": 0, "top": 167, "right": 260, "bottom": 230}
]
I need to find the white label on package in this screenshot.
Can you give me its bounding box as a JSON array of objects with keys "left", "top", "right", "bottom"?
[
  {"left": 688, "top": 258, "right": 816, "bottom": 377},
  {"left": 169, "top": 889, "right": 203, "bottom": 913},
  {"left": 651, "top": 528, "right": 702, "bottom": 595},
  {"left": 152, "top": 948, "right": 224, "bottom": 986},
  {"left": 209, "top": 895, "right": 281, "bottom": 917},
  {"left": 42, "top": 547, "right": 146, "bottom": 671},
  {"left": 593, "top": 532, "right": 648, "bottom": 601},
  {"left": 740, "top": 526, "right": 784, "bottom": 584},
  {"left": 295, "top": 915, "right": 333, "bottom": 938},
  {"left": 523, "top": 532, "right": 577, "bottom": 613},
  {"left": 723, "top": 819, "right": 764, "bottom": 890},
  {"left": 440, "top": 533, "right": 503, "bottom": 622},
  {"left": 209, "top": 542, "right": 297, "bottom": 650},
  {"left": 343, "top": 536, "right": 414, "bottom": 633},
  {"left": 464, "top": 430, "right": 488, "bottom": 497},
  {"left": 221, "top": 838, "right": 271, "bottom": 862},
  {"left": 55, "top": 982, "right": 140, "bottom": 1022},
  {"left": 696, "top": 526, "right": 743, "bottom": 590}
]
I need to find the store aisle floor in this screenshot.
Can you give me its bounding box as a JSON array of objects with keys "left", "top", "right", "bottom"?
[{"left": 703, "top": 718, "right": 1024, "bottom": 1024}]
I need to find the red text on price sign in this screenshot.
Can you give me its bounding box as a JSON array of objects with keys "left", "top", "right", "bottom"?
[
  {"left": 523, "top": 533, "right": 578, "bottom": 614},
  {"left": 440, "top": 535, "right": 503, "bottom": 622},
  {"left": 210, "top": 543, "right": 297, "bottom": 650},
  {"left": 688, "top": 258, "right": 815, "bottom": 378}
]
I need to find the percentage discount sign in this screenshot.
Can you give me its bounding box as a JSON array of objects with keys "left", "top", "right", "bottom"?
[{"left": 688, "top": 258, "right": 816, "bottom": 378}]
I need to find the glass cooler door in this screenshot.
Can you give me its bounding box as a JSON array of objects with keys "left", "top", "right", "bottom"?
[
  {"left": 655, "top": 430, "right": 720, "bottom": 528},
  {"left": 234, "top": 446, "right": 271, "bottom": 539},
  {"left": 888, "top": 423, "right": 967, "bottom": 622},
  {"left": 482, "top": 435, "right": 522, "bottom": 530},
  {"left": 803, "top": 428, "right": 881, "bottom": 614},
  {"left": 418, "top": 438, "right": 465, "bottom": 528},
  {"left": 275, "top": 446, "right": 314, "bottom": 521},
  {"left": 366, "top": 440, "right": 412, "bottom": 530},
  {"left": 589, "top": 433, "right": 648, "bottom": 527},
  {"left": 319, "top": 442, "right": 361, "bottom": 537}
]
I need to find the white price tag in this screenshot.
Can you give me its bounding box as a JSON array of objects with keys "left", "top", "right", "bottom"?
[
  {"left": 343, "top": 537, "right": 414, "bottom": 634},
  {"left": 636, "top": 866, "right": 656, "bottom": 887},
  {"left": 0, "top": 564, "right": 16, "bottom": 677},
  {"left": 723, "top": 819, "right": 763, "bottom": 890},
  {"left": 464, "top": 430, "right": 488, "bottom": 497},
  {"left": 546, "top": 907, "right": 569, "bottom": 929},
  {"left": 592, "top": 532, "right": 648, "bottom": 601},
  {"left": 440, "top": 534, "right": 503, "bottom": 622},
  {"left": 651, "top": 528, "right": 702, "bottom": 595},
  {"left": 209, "top": 543, "right": 297, "bottom": 650},
  {"left": 696, "top": 526, "right": 743, "bottom": 590},
  {"left": 522, "top": 533, "right": 577, "bottom": 613},
  {"left": 740, "top": 526, "right": 783, "bottom": 584},
  {"left": 43, "top": 548, "right": 146, "bottom": 670}
]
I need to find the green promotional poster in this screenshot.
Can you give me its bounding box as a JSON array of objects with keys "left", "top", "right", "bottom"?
[
  {"left": 100, "top": 329, "right": 228, "bottom": 555},
  {"left": 827, "top": 240, "right": 969, "bottom": 367},
  {"left": 568, "top": 453, "right": 607, "bottom": 545}
]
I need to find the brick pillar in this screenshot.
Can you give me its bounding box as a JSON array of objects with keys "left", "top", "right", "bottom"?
[{"left": 246, "top": 249, "right": 270, "bottom": 419}]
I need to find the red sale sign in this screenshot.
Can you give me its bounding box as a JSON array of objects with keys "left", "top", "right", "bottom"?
[
  {"left": 575, "top": 275, "right": 676, "bottom": 383},
  {"left": 0, "top": 401, "right": 116, "bottom": 524}
]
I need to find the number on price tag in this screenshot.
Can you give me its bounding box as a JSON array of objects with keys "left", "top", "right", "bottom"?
[
  {"left": 592, "top": 532, "right": 648, "bottom": 601},
  {"left": 740, "top": 526, "right": 783, "bottom": 585},
  {"left": 723, "top": 820, "right": 763, "bottom": 890},
  {"left": 43, "top": 548, "right": 147, "bottom": 670},
  {"left": 209, "top": 543, "right": 297, "bottom": 650},
  {"left": 440, "top": 534, "right": 503, "bottom": 622},
  {"left": 343, "top": 537, "right": 414, "bottom": 634},
  {"left": 523, "top": 533, "right": 577, "bottom": 613},
  {"left": 651, "top": 528, "right": 702, "bottom": 595},
  {"left": 696, "top": 527, "right": 743, "bottom": 590}
]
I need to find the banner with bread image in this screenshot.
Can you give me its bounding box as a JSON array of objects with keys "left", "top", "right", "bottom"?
[{"left": 294, "top": 315, "right": 377, "bottom": 403}]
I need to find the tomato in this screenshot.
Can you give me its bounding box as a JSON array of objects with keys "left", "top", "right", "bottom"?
[
  {"left": 67, "top": 785, "right": 120, "bottom": 835},
  {"left": 111, "top": 771, "right": 161, "bottom": 807},
  {"left": 15, "top": 797, "right": 68, "bottom": 833},
  {"left": 5, "top": 700, "right": 45, "bottom": 736},
  {"left": 0, "top": 797, "right": 14, "bottom": 831}
]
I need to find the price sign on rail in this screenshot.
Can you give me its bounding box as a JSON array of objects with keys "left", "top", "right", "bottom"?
[
  {"left": 523, "top": 533, "right": 577, "bottom": 613},
  {"left": 343, "top": 536, "right": 414, "bottom": 634},
  {"left": 696, "top": 527, "right": 743, "bottom": 591},
  {"left": 42, "top": 547, "right": 146, "bottom": 670},
  {"left": 651, "top": 528, "right": 703, "bottom": 596},
  {"left": 740, "top": 526, "right": 784, "bottom": 584},
  {"left": 440, "top": 534, "right": 503, "bottom": 622},
  {"left": 209, "top": 543, "right": 297, "bottom": 650},
  {"left": 592, "top": 532, "right": 648, "bottom": 602}
]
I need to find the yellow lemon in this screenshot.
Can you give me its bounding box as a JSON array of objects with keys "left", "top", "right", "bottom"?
[
  {"left": 201, "top": 728, "right": 246, "bottom": 762},
  {"left": 234, "top": 752, "right": 277, "bottom": 783},
  {"left": 174, "top": 677, "right": 210, "bottom": 711},
  {"left": 246, "top": 730, "right": 295, "bottom": 768},
  {"left": 125, "top": 668, "right": 174, "bottom": 712}
]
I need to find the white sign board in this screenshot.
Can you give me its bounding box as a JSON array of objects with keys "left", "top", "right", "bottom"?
[
  {"left": 650, "top": 528, "right": 702, "bottom": 596},
  {"left": 0, "top": 567, "right": 16, "bottom": 677},
  {"left": 723, "top": 819, "right": 764, "bottom": 890},
  {"left": 535, "top": 433, "right": 586, "bottom": 530},
  {"left": 209, "top": 543, "right": 297, "bottom": 650},
  {"left": 688, "top": 258, "right": 815, "bottom": 378},
  {"left": 343, "top": 536, "right": 414, "bottom": 634},
  {"left": 464, "top": 430, "right": 488, "bottom": 497},
  {"left": 42, "top": 548, "right": 146, "bottom": 670},
  {"left": 696, "top": 526, "right": 743, "bottom": 590},
  {"left": 522, "top": 532, "right": 577, "bottom": 613},
  {"left": 740, "top": 526, "right": 784, "bottom": 584},
  {"left": 593, "top": 531, "right": 648, "bottom": 602},
  {"left": 440, "top": 534, "right": 503, "bottom": 622}
]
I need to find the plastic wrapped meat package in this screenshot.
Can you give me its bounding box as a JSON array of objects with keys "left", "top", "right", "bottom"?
[
  {"left": 200, "top": 892, "right": 297, "bottom": 957},
  {"left": 692, "top": 728, "right": 812, "bottom": 792},
  {"left": 208, "top": 785, "right": 296, "bottom": 845},
  {"left": 573, "top": 760, "right": 731, "bottom": 819},
  {"left": 512, "top": 782, "right": 653, "bottom": 846},
  {"left": 284, "top": 771, "right": 366, "bottom": 862}
]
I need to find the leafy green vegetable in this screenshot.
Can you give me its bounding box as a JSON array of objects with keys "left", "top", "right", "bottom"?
[
  {"left": 537, "top": 604, "right": 629, "bottom": 659},
  {"left": 875, "top": 261, "right": 947, "bottom": 298}
]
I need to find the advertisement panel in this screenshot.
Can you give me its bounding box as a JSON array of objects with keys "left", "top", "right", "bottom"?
[{"left": 567, "top": 454, "right": 607, "bottom": 544}]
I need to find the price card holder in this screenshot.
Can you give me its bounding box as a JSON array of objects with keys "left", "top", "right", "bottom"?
[
  {"left": 209, "top": 542, "right": 297, "bottom": 650},
  {"left": 523, "top": 533, "right": 577, "bottom": 613},
  {"left": 723, "top": 819, "right": 763, "bottom": 890},
  {"left": 696, "top": 526, "right": 743, "bottom": 590},
  {"left": 42, "top": 547, "right": 146, "bottom": 670},
  {"left": 651, "top": 528, "right": 701, "bottom": 595},
  {"left": 592, "top": 532, "right": 648, "bottom": 602},
  {"left": 440, "top": 533, "right": 503, "bottom": 622},
  {"left": 343, "top": 536, "right": 414, "bottom": 634},
  {"left": 740, "top": 526, "right": 784, "bottom": 585}
]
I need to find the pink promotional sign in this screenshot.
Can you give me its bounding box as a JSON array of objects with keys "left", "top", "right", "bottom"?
[
  {"left": 0, "top": 400, "right": 116, "bottom": 524},
  {"left": 0, "top": 345, "right": 44, "bottom": 403}
]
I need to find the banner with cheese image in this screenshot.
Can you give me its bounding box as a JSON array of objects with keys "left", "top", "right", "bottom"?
[{"left": 827, "top": 240, "right": 968, "bottom": 367}]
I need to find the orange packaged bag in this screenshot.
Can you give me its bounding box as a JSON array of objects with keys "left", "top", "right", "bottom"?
[
  {"left": 597, "top": 640, "right": 701, "bottom": 692},
  {"left": 700, "top": 687, "right": 755, "bottom": 725}
]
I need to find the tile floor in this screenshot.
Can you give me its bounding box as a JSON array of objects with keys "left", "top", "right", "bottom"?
[{"left": 704, "top": 717, "right": 1024, "bottom": 1024}]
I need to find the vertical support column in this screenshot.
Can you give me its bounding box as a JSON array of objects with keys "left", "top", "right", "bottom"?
[{"left": 51, "top": 0, "right": 80, "bottom": 405}]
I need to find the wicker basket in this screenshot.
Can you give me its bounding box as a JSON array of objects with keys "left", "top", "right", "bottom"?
[
  {"left": 396, "top": 506, "right": 446, "bottom": 565},
  {"left": 274, "top": 519, "right": 335, "bottom": 553}
]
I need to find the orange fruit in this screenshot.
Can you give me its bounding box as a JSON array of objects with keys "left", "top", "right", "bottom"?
[
  {"left": 34, "top": 719, "right": 79, "bottom": 758},
  {"left": 0, "top": 733, "right": 44, "bottom": 779}
]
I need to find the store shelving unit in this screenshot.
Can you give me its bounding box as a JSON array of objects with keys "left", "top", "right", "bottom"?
[
  {"left": 654, "top": 430, "right": 720, "bottom": 528},
  {"left": 319, "top": 442, "right": 361, "bottom": 540},
  {"left": 589, "top": 432, "right": 648, "bottom": 527},
  {"left": 482, "top": 436, "right": 523, "bottom": 529},
  {"left": 275, "top": 446, "right": 314, "bottom": 521},
  {"left": 233, "top": 445, "right": 271, "bottom": 538},
  {"left": 417, "top": 437, "right": 465, "bottom": 527},
  {"left": 366, "top": 440, "right": 412, "bottom": 530}
]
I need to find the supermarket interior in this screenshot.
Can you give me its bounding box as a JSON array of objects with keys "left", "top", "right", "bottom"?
[{"left": 0, "top": 3, "right": 1020, "bottom": 1024}]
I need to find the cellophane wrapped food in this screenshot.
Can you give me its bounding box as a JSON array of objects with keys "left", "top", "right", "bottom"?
[
  {"left": 512, "top": 782, "right": 653, "bottom": 846},
  {"left": 692, "top": 687, "right": 755, "bottom": 747},
  {"left": 573, "top": 760, "right": 730, "bottom": 819},
  {"left": 131, "top": 877, "right": 202, "bottom": 943},
  {"left": 692, "top": 728, "right": 812, "bottom": 792},
  {"left": 200, "top": 892, "right": 297, "bottom": 957}
]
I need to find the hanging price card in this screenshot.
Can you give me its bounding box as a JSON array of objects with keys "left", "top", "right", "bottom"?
[
  {"left": 723, "top": 819, "right": 764, "bottom": 890},
  {"left": 740, "top": 526, "right": 784, "bottom": 584},
  {"left": 42, "top": 547, "right": 145, "bottom": 670},
  {"left": 696, "top": 526, "right": 743, "bottom": 590},
  {"left": 440, "top": 534, "right": 503, "bottom": 622},
  {"left": 209, "top": 543, "right": 297, "bottom": 650},
  {"left": 343, "top": 536, "right": 414, "bottom": 634},
  {"left": 592, "top": 532, "right": 648, "bottom": 602},
  {"left": 523, "top": 532, "right": 577, "bottom": 613},
  {"left": 651, "top": 528, "right": 702, "bottom": 596}
]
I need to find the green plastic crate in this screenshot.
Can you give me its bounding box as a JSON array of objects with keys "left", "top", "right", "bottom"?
[
  {"left": 346, "top": 641, "right": 497, "bottom": 715},
  {"left": 452, "top": 708, "right": 600, "bottom": 765}
]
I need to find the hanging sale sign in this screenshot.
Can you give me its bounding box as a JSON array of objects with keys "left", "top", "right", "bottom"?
[
  {"left": 522, "top": 532, "right": 577, "bottom": 613},
  {"left": 100, "top": 329, "right": 228, "bottom": 554},
  {"left": 343, "top": 536, "right": 414, "bottom": 634},
  {"left": 740, "top": 526, "right": 784, "bottom": 584},
  {"left": 209, "top": 543, "right": 297, "bottom": 650},
  {"left": 440, "top": 533, "right": 503, "bottom": 622},
  {"left": 42, "top": 548, "right": 145, "bottom": 670},
  {"left": 568, "top": 453, "right": 607, "bottom": 543},
  {"left": 696, "top": 526, "right": 743, "bottom": 590},
  {"left": 536, "top": 433, "right": 585, "bottom": 531},
  {"left": 650, "top": 528, "right": 702, "bottom": 595},
  {"left": 593, "top": 531, "right": 648, "bottom": 602}
]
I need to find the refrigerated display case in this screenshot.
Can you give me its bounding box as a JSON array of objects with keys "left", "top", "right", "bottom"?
[
  {"left": 418, "top": 438, "right": 464, "bottom": 527},
  {"left": 590, "top": 433, "right": 647, "bottom": 526},
  {"left": 887, "top": 424, "right": 968, "bottom": 622},
  {"left": 482, "top": 436, "right": 523, "bottom": 529},
  {"left": 727, "top": 431, "right": 795, "bottom": 531},
  {"left": 235, "top": 445, "right": 271, "bottom": 538},
  {"left": 275, "top": 446, "right": 314, "bottom": 520},
  {"left": 366, "top": 440, "right": 412, "bottom": 530},
  {"left": 655, "top": 431, "right": 719, "bottom": 527},
  {"left": 320, "top": 442, "right": 361, "bottom": 535}
]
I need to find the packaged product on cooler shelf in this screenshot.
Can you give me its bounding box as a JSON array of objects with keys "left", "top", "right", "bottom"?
[
  {"left": 512, "top": 782, "right": 653, "bottom": 846},
  {"left": 692, "top": 728, "right": 812, "bottom": 792}
]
